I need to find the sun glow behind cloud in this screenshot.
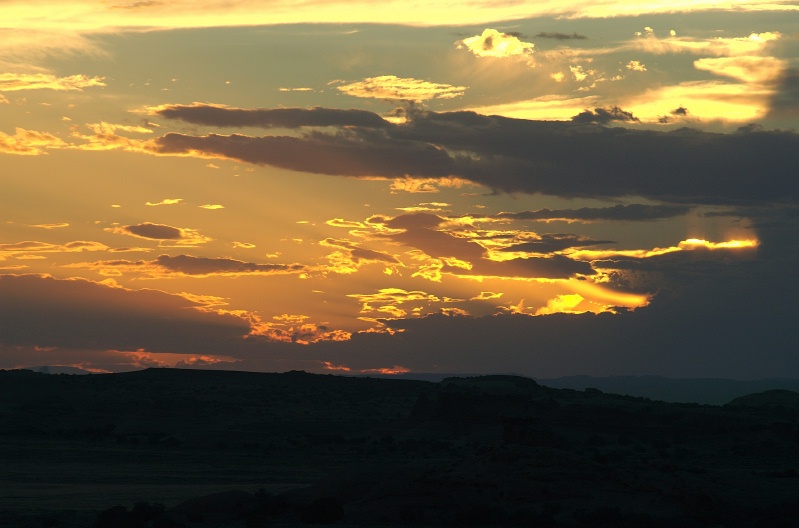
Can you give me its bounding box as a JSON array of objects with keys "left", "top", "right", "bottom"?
[{"left": 1, "top": 0, "right": 797, "bottom": 378}]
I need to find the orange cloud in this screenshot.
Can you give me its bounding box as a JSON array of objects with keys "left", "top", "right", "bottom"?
[
  {"left": 360, "top": 365, "right": 410, "bottom": 375},
  {"left": 30, "top": 223, "right": 70, "bottom": 229},
  {"left": 67, "top": 254, "right": 307, "bottom": 278},
  {"left": 251, "top": 320, "right": 351, "bottom": 344},
  {"left": 105, "top": 222, "right": 212, "bottom": 246},
  {"left": 388, "top": 177, "right": 474, "bottom": 194},
  {"left": 0, "top": 240, "right": 109, "bottom": 261}
]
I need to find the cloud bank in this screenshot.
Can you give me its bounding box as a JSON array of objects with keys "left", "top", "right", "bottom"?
[{"left": 150, "top": 106, "right": 799, "bottom": 205}]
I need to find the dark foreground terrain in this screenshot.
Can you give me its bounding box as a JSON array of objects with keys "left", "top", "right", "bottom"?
[{"left": 2, "top": 368, "right": 799, "bottom": 527}]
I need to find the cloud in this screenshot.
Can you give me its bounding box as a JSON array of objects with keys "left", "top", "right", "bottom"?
[
  {"left": 106, "top": 222, "right": 212, "bottom": 245},
  {"left": 152, "top": 131, "right": 456, "bottom": 178},
  {"left": 381, "top": 213, "right": 596, "bottom": 280},
  {"left": 496, "top": 204, "right": 693, "bottom": 223},
  {"left": 631, "top": 30, "right": 782, "bottom": 57},
  {"left": 151, "top": 103, "right": 390, "bottom": 128},
  {"left": 457, "top": 28, "right": 535, "bottom": 60},
  {"left": 30, "top": 223, "right": 70, "bottom": 229},
  {"left": 149, "top": 109, "right": 799, "bottom": 205},
  {"left": 0, "top": 73, "right": 105, "bottom": 91},
  {"left": 154, "top": 254, "right": 306, "bottom": 277},
  {"left": 625, "top": 60, "right": 647, "bottom": 72},
  {"left": 0, "top": 274, "right": 252, "bottom": 354},
  {"left": 112, "top": 1, "right": 165, "bottom": 9},
  {"left": 0, "top": 128, "right": 67, "bottom": 155},
  {"left": 693, "top": 56, "right": 786, "bottom": 84},
  {"left": 535, "top": 32, "right": 586, "bottom": 40},
  {"left": 321, "top": 238, "right": 400, "bottom": 265},
  {"left": 767, "top": 68, "right": 799, "bottom": 120},
  {"left": 467, "top": 94, "right": 600, "bottom": 121},
  {"left": 0, "top": 240, "right": 109, "bottom": 261},
  {"left": 499, "top": 234, "right": 615, "bottom": 254},
  {"left": 336, "top": 76, "right": 466, "bottom": 102},
  {"left": 68, "top": 254, "right": 307, "bottom": 278},
  {"left": 145, "top": 198, "right": 182, "bottom": 206},
  {"left": 251, "top": 319, "right": 350, "bottom": 345},
  {"left": 535, "top": 293, "right": 585, "bottom": 315},
  {"left": 571, "top": 106, "right": 640, "bottom": 124},
  {"left": 3, "top": 1, "right": 798, "bottom": 34}
]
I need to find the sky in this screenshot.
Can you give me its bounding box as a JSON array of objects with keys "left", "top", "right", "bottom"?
[{"left": 1, "top": 0, "right": 798, "bottom": 378}]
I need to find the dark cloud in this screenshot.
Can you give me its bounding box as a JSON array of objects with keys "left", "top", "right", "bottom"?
[
  {"left": 659, "top": 106, "right": 690, "bottom": 124},
  {"left": 572, "top": 106, "right": 640, "bottom": 124},
  {"left": 322, "top": 239, "right": 399, "bottom": 264},
  {"left": 154, "top": 104, "right": 390, "bottom": 129},
  {"left": 497, "top": 204, "right": 693, "bottom": 222},
  {"left": 767, "top": 68, "right": 799, "bottom": 120},
  {"left": 155, "top": 254, "right": 306, "bottom": 275},
  {"left": 0, "top": 274, "right": 251, "bottom": 354},
  {"left": 350, "top": 247, "right": 400, "bottom": 264},
  {"left": 155, "top": 132, "right": 453, "bottom": 178},
  {"left": 500, "top": 234, "right": 615, "bottom": 253},
  {"left": 451, "top": 254, "right": 595, "bottom": 279},
  {"left": 120, "top": 222, "right": 182, "bottom": 239},
  {"left": 535, "top": 31, "right": 587, "bottom": 40},
  {"left": 151, "top": 109, "right": 799, "bottom": 205}
]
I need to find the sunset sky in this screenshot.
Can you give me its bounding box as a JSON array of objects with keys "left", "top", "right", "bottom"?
[{"left": 2, "top": 0, "right": 798, "bottom": 378}]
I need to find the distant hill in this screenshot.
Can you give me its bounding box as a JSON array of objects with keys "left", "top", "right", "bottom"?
[
  {"left": 23, "top": 365, "right": 92, "bottom": 375},
  {"left": 362, "top": 372, "right": 799, "bottom": 405},
  {"left": 535, "top": 375, "right": 799, "bottom": 405},
  {"left": 3, "top": 368, "right": 799, "bottom": 527},
  {"left": 728, "top": 389, "right": 799, "bottom": 408}
]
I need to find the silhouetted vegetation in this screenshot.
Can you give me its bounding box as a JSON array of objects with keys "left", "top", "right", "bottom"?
[{"left": 2, "top": 368, "right": 799, "bottom": 526}]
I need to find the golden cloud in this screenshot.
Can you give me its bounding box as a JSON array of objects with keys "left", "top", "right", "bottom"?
[
  {"left": 145, "top": 198, "right": 183, "bottom": 206},
  {"left": 337, "top": 75, "right": 466, "bottom": 102},
  {"left": 466, "top": 94, "right": 600, "bottom": 121},
  {"left": 631, "top": 30, "right": 782, "bottom": 57},
  {"left": 2, "top": 1, "right": 798, "bottom": 34},
  {"left": 693, "top": 55, "right": 786, "bottom": 84},
  {"left": 0, "top": 73, "right": 105, "bottom": 91},
  {"left": 66, "top": 254, "right": 308, "bottom": 279},
  {"left": 0, "top": 127, "right": 67, "bottom": 155}
]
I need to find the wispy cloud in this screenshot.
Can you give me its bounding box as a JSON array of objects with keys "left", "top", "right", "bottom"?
[
  {"left": 145, "top": 198, "right": 183, "bottom": 206},
  {"left": 67, "top": 254, "right": 308, "bottom": 278},
  {"left": 0, "top": 128, "right": 67, "bottom": 155},
  {"left": 0, "top": 73, "right": 105, "bottom": 91},
  {"left": 336, "top": 76, "right": 466, "bottom": 102}
]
